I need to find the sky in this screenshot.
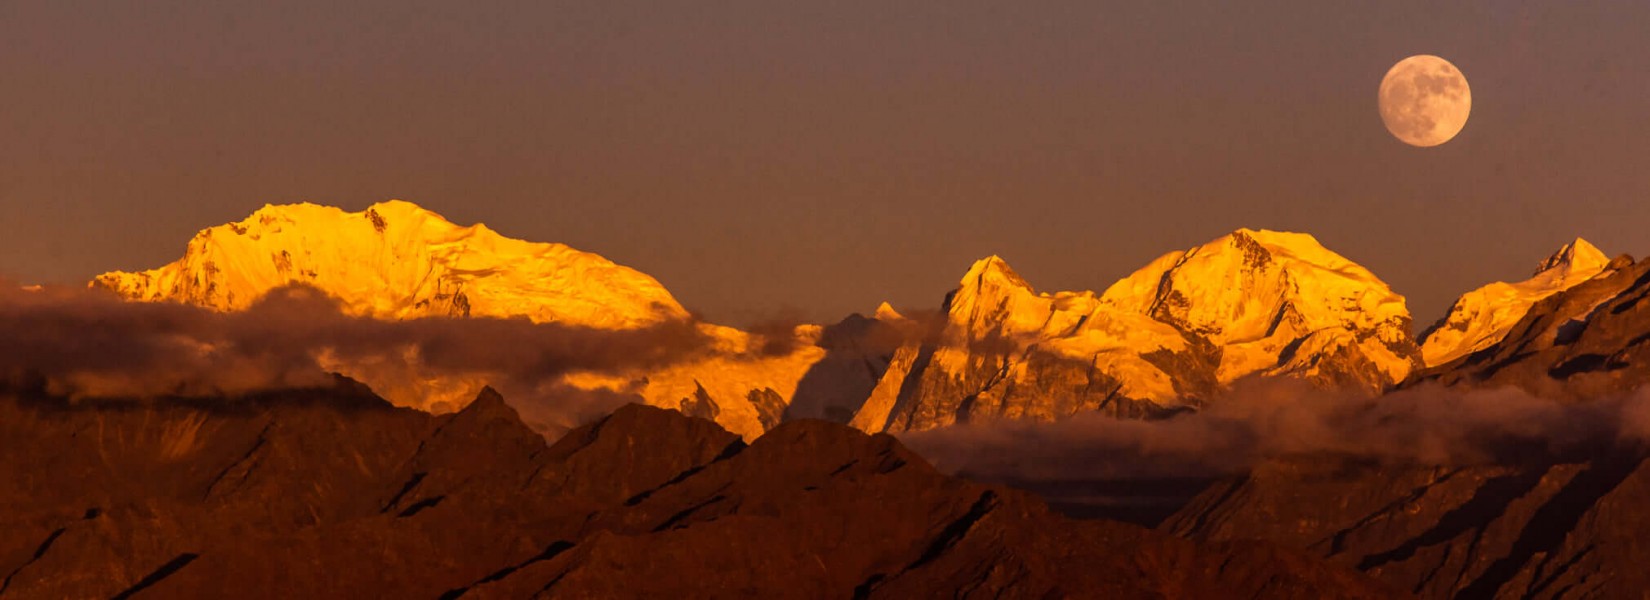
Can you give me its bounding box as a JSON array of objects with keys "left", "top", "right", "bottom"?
[{"left": 2, "top": 1, "right": 1647, "bottom": 326}]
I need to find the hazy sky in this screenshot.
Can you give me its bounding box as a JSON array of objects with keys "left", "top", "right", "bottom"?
[{"left": 2, "top": 1, "right": 1647, "bottom": 326}]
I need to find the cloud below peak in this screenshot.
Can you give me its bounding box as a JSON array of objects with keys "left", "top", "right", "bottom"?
[{"left": 0, "top": 280, "right": 714, "bottom": 432}]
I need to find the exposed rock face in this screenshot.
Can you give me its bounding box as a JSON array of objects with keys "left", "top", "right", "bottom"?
[
  {"left": 87, "top": 200, "right": 823, "bottom": 440},
  {"left": 1415, "top": 254, "right": 1650, "bottom": 400},
  {"left": 1164, "top": 452, "right": 1650, "bottom": 600},
  {"left": 1419, "top": 239, "right": 1609, "bottom": 367},
  {"left": 0, "top": 383, "right": 1398, "bottom": 599},
  {"left": 857, "top": 229, "right": 1421, "bottom": 433}
]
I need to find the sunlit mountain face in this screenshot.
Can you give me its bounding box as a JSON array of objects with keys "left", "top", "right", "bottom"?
[
  {"left": 85, "top": 202, "right": 1435, "bottom": 437},
  {"left": 9, "top": 0, "right": 1650, "bottom": 595},
  {"left": 1418, "top": 239, "right": 1610, "bottom": 367},
  {"left": 88, "top": 201, "right": 829, "bottom": 439},
  {"left": 6, "top": 200, "right": 1650, "bottom": 598}
]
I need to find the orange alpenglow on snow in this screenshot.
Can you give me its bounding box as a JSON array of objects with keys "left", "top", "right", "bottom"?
[
  {"left": 92, "top": 200, "right": 824, "bottom": 440},
  {"left": 851, "top": 229, "right": 1423, "bottom": 434},
  {"left": 1418, "top": 239, "right": 1611, "bottom": 367},
  {"left": 96, "top": 203, "right": 1487, "bottom": 440},
  {"left": 92, "top": 200, "right": 689, "bottom": 329}
]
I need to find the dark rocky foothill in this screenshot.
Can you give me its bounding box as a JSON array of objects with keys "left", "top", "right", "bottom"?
[
  {"left": 0, "top": 381, "right": 1399, "bottom": 599},
  {"left": 1164, "top": 451, "right": 1650, "bottom": 599}
]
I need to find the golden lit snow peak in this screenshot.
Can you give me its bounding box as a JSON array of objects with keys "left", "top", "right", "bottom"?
[
  {"left": 92, "top": 199, "right": 689, "bottom": 330},
  {"left": 1420, "top": 238, "right": 1610, "bottom": 367},
  {"left": 939, "top": 229, "right": 1417, "bottom": 404},
  {"left": 89, "top": 200, "right": 823, "bottom": 441}
]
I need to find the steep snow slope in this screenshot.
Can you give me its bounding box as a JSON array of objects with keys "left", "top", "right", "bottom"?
[{"left": 1418, "top": 238, "right": 1609, "bottom": 367}]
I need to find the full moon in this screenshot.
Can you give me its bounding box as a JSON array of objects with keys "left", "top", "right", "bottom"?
[{"left": 1378, "top": 55, "right": 1471, "bottom": 147}]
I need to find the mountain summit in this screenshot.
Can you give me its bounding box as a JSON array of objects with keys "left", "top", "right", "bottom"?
[
  {"left": 90, "top": 200, "right": 821, "bottom": 439},
  {"left": 1418, "top": 238, "right": 1610, "bottom": 366},
  {"left": 1100, "top": 229, "right": 1418, "bottom": 386},
  {"left": 852, "top": 229, "right": 1422, "bottom": 433},
  {"left": 93, "top": 200, "right": 687, "bottom": 329}
]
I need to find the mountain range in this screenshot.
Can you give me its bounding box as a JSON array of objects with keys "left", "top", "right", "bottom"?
[
  {"left": 91, "top": 200, "right": 1614, "bottom": 437},
  {"left": 43, "top": 199, "right": 1650, "bottom": 598},
  {"left": 0, "top": 381, "right": 1399, "bottom": 598}
]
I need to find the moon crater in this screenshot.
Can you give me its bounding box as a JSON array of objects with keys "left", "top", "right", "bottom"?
[{"left": 1378, "top": 55, "right": 1471, "bottom": 147}]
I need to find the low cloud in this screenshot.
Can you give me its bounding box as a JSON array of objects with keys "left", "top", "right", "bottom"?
[
  {"left": 901, "top": 378, "right": 1650, "bottom": 481},
  {"left": 742, "top": 307, "right": 815, "bottom": 357},
  {"left": 0, "top": 281, "right": 712, "bottom": 430}
]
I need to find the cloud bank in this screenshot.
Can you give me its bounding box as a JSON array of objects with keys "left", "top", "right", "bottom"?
[
  {"left": 0, "top": 281, "right": 712, "bottom": 431},
  {"left": 902, "top": 378, "right": 1650, "bottom": 480}
]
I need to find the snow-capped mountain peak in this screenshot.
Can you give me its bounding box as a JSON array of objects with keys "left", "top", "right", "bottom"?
[
  {"left": 855, "top": 229, "right": 1423, "bottom": 433},
  {"left": 1532, "top": 238, "right": 1608, "bottom": 280},
  {"left": 89, "top": 200, "right": 825, "bottom": 441},
  {"left": 1100, "top": 228, "right": 1417, "bottom": 384},
  {"left": 873, "top": 301, "right": 906, "bottom": 322},
  {"left": 961, "top": 255, "right": 1028, "bottom": 288},
  {"left": 93, "top": 200, "right": 689, "bottom": 330},
  {"left": 1419, "top": 238, "right": 1610, "bottom": 367}
]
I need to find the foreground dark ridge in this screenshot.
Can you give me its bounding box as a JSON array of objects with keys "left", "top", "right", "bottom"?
[
  {"left": 1161, "top": 256, "right": 1650, "bottom": 599},
  {"left": 0, "top": 382, "right": 1397, "bottom": 599},
  {"left": 1164, "top": 449, "right": 1650, "bottom": 600}
]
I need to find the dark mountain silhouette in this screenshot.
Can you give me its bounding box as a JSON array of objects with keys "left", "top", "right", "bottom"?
[
  {"left": 1164, "top": 451, "right": 1650, "bottom": 599},
  {"left": 0, "top": 380, "right": 1397, "bottom": 599}
]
